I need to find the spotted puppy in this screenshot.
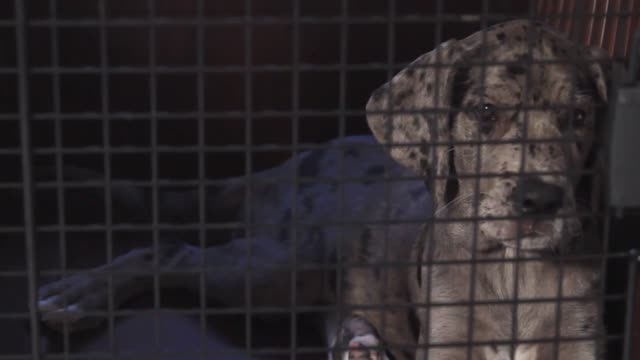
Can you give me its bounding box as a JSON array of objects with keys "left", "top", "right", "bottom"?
[{"left": 38, "top": 19, "right": 609, "bottom": 360}]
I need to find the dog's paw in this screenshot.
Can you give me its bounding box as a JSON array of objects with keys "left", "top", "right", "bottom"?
[
  {"left": 333, "top": 315, "right": 391, "bottom": 360},
  {"left": 38, "top": 271, "right": 108, "bottom": 332}
]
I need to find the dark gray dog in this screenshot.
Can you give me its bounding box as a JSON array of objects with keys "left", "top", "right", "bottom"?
[{"left": 38, "top": 20, "right": 609, "bottom": 360}]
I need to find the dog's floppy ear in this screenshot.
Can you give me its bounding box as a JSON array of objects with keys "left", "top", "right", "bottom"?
[
  {"left": 366, "top": 39, "right": 472, "bottom": 207},
  {"left": 585, "top": 46, "right": 610, "bottom": 103}
]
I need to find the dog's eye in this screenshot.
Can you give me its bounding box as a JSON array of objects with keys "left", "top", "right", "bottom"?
[
  {"left": 477, "top": 103, "right": 497, "bottom": 122},
  {"left": 573, "top": 109, "right": 587, "bottom": 126}
]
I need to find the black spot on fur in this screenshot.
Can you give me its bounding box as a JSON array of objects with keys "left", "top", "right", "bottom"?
[
  {"left": 532, "top": 91, "right": 541, "bottom": 103},
  {"left": 298, "top": 149, "right": 324, "bottom": 178},
  {"left": 514, "top": 35, "right": 523, "bottom": 42},
  {"left": 405, "top": 67, "right": 415, "bottom": 77},
  {"left": 409, "top": 187, "right": 425, "bottom": 198},
  {"left": 360, "top": 228, "right": 373, "bottom": 259},
  {"left": 366, "top": 165, "right": 385, "bottom": 176},
  {"left": 412, "top": 116, "right": 421, "bottom": 129},
  {"left": 516, "top": 53, "right": 532, "bottom": 64},
  {"left": 408, "top": 309, "right": 420, "bottom": 349},
  {"left": 370, "top": 84, "right": 388, "bottom": 104},
  {"left": 409, "top": 151, "right": 417, "bottom": 160},
  {"left": 394, "top": 89, "right": 413, "bottom": 106},
  {"left": 529, "top": 144, "right": 537, "bottom": 157},
  {"left": 419, "top": 159, "right": 430, "bottom": 176},
  {"left": 496, "top": 32, "right": 506, "bottom": 41},
  {"left": 310, "top": 226, "right": 324, "bottom": 243},
  {"left": 581, "top": 320, "right": 593, "bottom": 332},
  {"left": 426, "top": 82, "right": 433, "bottom": 94},
  {"left": 549, "top": 146, "right": 556, "bottom": 157},
  {"left": 419, "top": 140, "right": 430, "bottom": 155},
  {"left": 480, "top": 121, "right": 493, "bottom": 136},
  {"left": 345, "top": 146, "right": 359, "bottom": 157},
  {"left": 329, "top": 181, "right": 338, "bottom": 193},
  {"left": 506, "top": 63, "right": 526, "bottom": 76},
  {"left": 443, "top": 147, "right": 459, "bottom": 204},
  {"left": 303, "top": 197, "right": 314, "bottom": 212},
  {"left": 450, "top": 66, "right": 470, "bottom": 110},
  {"left": 279, "top": 208, "right": 292, "bottom": 243},
  {"left": 362, "top": 165, "right": 385, "bottom": 185}
]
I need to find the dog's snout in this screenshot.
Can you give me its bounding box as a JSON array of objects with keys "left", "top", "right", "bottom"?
[{"left": 515, "top": 178, "right": 565, "bottom": 215}]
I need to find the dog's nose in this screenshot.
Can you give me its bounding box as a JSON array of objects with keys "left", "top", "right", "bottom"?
[{"left": 515, "top": 178, "right": 565, "bottom": 215}]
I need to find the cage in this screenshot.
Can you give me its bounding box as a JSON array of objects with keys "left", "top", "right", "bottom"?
[{"left": 0, "top": 0, "right": 639, "bottom": 359}]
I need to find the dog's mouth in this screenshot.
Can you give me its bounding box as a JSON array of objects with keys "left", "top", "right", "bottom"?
[{"left": 498, "top": 217, "right": 581, "bottom": 253}]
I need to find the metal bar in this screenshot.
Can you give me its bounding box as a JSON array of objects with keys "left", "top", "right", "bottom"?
[
  {"left": 381, "top": 0, "right": 396, "bottom": 352},
  {"left": 147, "top": 0, "right": 161, "bottom": 354},
  {"left": 623, "top": 0, "right": 638, "bottom": 56},
  {"left": 15, "top": 0, "right": 41, "bottom": 358},
  {"left": 470, "top": 2, "right": 489, "bottom": 358},
  {"left": 243, "top": 0, "right": 254, "bottom": 356},
  {"left": 622, "top": 250, "right": 638, "bottom": 360},
  {"left": 0, "top": 293, "right": 628, "bottom": 316},
  {"left": 290, "top": 0, "right": 300, "bottom": 357},
  {"left": 586, "top": 0, "right": 599, "bottom": 46},
  {"left": 195, "top": 0, "right": 208, "bottom": 356},
  {"left": 0, "top": 332, "right": 626, "bottom": 360},
  {"left": 47, "top": 0, "right": 73, "bottom": 352},
  {"left": 98, "top": 0, "right": 116, "bottom": 354},
  {"left": 334, "top": 0, "right": 348, "bottom": 352}
]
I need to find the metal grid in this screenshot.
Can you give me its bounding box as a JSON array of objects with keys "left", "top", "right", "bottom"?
[{"left": 0, "top": 0, "right": 639, "bottom": 359}]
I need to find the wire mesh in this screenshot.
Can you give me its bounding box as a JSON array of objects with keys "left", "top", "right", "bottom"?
[{"left": 0, "top": 1, "right": 638, "bottom": 360}]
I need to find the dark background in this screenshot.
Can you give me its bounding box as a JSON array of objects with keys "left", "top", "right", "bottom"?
[{"left": 0, "top": 0, "right": 636, "bottom": 359}]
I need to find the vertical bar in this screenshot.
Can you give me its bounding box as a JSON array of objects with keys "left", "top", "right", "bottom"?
[
  {"left": 597, "top": 0, "right": 612, "bottom": 48},
  {"left": 555, "top": 0, "right": 566, "bottom": 28},
  {"left": 545, "top": 0, "right": 555, "bottom": 20},
  {"left": 382, "top": 0, "right": 395, "bottom": 352},
  {"left": 596, "top": 25, "right": 615, "bottom": 356},
  {"left": 98, "top": 0, "right": 116, "bottom": 354},
  {"left": 466, "top": 2, "right": 490, "bottom": 358},
  {"left": 622, "top": 0, "right": 632, "bottom": 57},
  {"left": 243, "top": 0, "right": 253, "bottom": 357},
  {"left": 605, "top": 0, "right": 622, "bottom": 55},
  {"left": 508, "top": 3, "right": 537, "bottom": 359},
  {"left": 585, "top": 0, "right": 598, "bottom": 46},
  {"left": 334, "top": 0, "right": 347, "bottom": 356},
  {"left": 290, "top": 0, "right": 300, "bottom": 358},
  {"left": 16, "top": 0, "right": 42, "bottom": 358},
  {"left": 147, "top": 0, "right": 161, "bottom": 354},
  {"left": 421, "top": 0, "right": 445, "bottom": 356},
  {"left": 623, "top": 0, "right": 637, "bottom": 57},
  {"left": 563, "top": 0, "right": 577, "bottom": 34},
  {"left": 48, "top": 0, "right": 72, "bottom": 353},
  {"left": 195, "top": 0, "right": 207, "bottom": 358},
  {"left": 537, "top": 0, "right": 546, "bottom": 18},
  {"left": 622, "top": 250, "right": 638, "bottom": 360}
]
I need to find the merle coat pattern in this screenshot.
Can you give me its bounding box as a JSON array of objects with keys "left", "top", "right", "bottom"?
[{"left": 38, "top": 20, "right": 609, "bottom": 360}]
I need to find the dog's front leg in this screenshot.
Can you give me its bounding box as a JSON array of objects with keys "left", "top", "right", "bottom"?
[
  {"left": 333, "top": 226, "right": 416, "bottom": 360},
  {"left": 38, "top": 242, "right": 198, "bottom": 332}
]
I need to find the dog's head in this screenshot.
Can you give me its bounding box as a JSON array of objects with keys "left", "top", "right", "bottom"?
[{"left": 366, "top": 20, "right": 609, "bottom": 253}]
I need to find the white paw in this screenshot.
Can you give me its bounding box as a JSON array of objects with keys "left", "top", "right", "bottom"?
[
  {"left": 333, "top": 316, "right": 390, "bottom": 360},
  {"left": 37, "top": 273, "right": 107, "bottom": 332},
  {"left": 345, "top": 334, "right": 387, "bottom": 360}
]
